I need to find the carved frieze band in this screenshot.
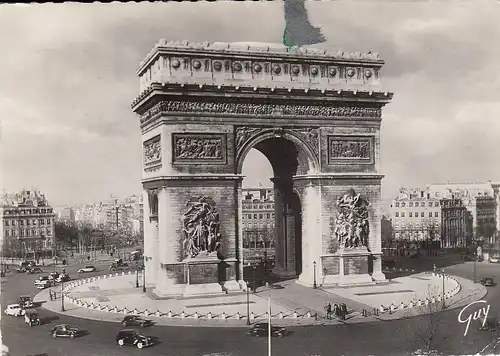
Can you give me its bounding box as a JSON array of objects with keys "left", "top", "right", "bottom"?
[
  {"left": 140, "top": 100, "right": 381, "bottom": 123},
  {"left": 235, "top": 126, "right": 319, "bottom": 158},
  {"left": 173, "top": 133, "right": 227, "bottom": 165},
  {"left": 327, "top": 135, "right": 374, "bottom": 165},
  {"left": 143, "top": 135, "right": 162, "bottom": 172}
]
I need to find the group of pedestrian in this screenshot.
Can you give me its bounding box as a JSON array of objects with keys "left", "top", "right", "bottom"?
[
  {"left": 325, "top": 302, "right": 348, "bottom": 321},
  {"left": 48, "top": 289, "right": 57, "bottom": 301}
]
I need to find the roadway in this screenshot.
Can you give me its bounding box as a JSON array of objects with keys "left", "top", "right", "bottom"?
[{"left": 1, "top": 259, "right": 499, "bottom": 356}]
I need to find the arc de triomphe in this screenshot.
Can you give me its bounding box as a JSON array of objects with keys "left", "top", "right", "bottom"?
[{"left": 131, "top": 41, "right": 393, "bottom": 297}]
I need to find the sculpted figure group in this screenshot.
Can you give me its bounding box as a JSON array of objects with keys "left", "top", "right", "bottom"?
[
  {"left": 334, "top": 189, "right": 370, "bottom": 249},
  {"left": 181, "top": 197, "right": 222, "bottom": 259}
]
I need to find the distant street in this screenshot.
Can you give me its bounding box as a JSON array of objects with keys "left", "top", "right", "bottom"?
[{"left": 1, "top": 259, "right": 499, "bottom": 356}]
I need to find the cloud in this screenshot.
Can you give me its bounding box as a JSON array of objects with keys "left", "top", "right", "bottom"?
[{"left": 1, "top": 2, "right": 499, "bottom": 206}]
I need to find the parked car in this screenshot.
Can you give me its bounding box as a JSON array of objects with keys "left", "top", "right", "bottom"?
[
  {"left": 49, "top": 272, "right": 60, "bottom": 280},
  {"left": 4, "top": 304, "right": 25, "bottom": 317},
  {"left": 50, "top": 324, "right": 81, "bottom": 338},
  {"left": 78, "top": 266, "right": 97, "bottom": 273},
  {"left": 26, "top": 267, "right": 43, "bottom": 274},
  {"left": 121, "top": 315, "right": 153, "bottom": 327},
  {"left": 24, "top": 311, "right": 41, "bottom": 326},
  {"left": 18, "top": 295, "right": 34, "bottom": 308},
  {"left": 481, "top": 277, "right": 495, "bottom": 287},
  {"left": 116, "top": 329, "right": 154, "bottom": 349},
  {"left": 489, "top": 256, "right": 500, "bottom": 264},
  {"left": 110, "top": 263, "right": 129, "bottom": 271},
  {"left": 16, "top": 266, "right": 28, "bottom": 273},
  {"left": 382, "top": 258, "right": 396, "bottom": 269},
  {"left": 56, "top": 273, "right": 70, "bottom": 283},
  {"left": 34, "top": 277, "right": 53, "bottom": 289},
  {"left": 247, "top": 323, "right": 288, "bottom": 337}
]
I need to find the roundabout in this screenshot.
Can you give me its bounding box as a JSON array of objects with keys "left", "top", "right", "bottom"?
[{"left": 1, "top": 260, "right": 497, "bottom": 356}]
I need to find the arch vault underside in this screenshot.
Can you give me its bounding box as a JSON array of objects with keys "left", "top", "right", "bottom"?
[{"left": 132, "top": 41, "right": 393, "bottom": 297}]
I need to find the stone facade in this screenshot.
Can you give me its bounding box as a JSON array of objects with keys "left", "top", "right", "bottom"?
[{"left": 132, "top": 41, "right": 393, "bottom": 296}]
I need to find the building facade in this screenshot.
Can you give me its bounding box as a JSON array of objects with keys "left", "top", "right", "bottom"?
[
  {"left": 427, "top": 182, "right": 496, "bottom": 245},
  {"left": 241, "top": 188, "right": 275, "bottom": 260},
  {"left": 1, "top": 190, "right": 56, "bottom": 257},
  {"left": 440, "top": 198, "right": 471, "bottom": 249},
  {"left": 390, "top": 188, "right": 442, "bottom": 244}
]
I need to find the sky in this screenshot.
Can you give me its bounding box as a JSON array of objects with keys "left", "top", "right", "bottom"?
[{"left": 1, "top": 1, "right": 500, "bottom": 208}]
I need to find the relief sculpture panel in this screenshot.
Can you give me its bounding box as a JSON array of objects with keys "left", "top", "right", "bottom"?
[
  {"left": 173, "top": 133, "right": 227, "bottom": 164},
  {"left": 143, "top": 135, "right": 162, "bottom": 172},
  {"left": 327, "top": 135, "right": 374, "bottom": 165}
]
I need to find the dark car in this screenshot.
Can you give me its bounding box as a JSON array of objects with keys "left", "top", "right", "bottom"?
[
  {"left": 247, "top": 323, "right": 288, "bottom": 337},
  {"left": 121, "top": 315, "right": 153, "bottom": 327},
  {"left": 481, "top": 277, "right": 495, "bottom": 287},
  {"left": 16, "top": 266, "right": 27, "bottom": 273},
  {"left": 110, "top": 262, "right": 129, "bottom": 271},
  {"left": 26, "top": 267, "right": 43, "bottom": 274},
  {"left": 382, "top": 258, "right": 396, "bottom": 269},
  {"left": 50, "top": 324, "right": 80, "bottom": 338},
  {"left": 116, "top": 329, "right": 154, "bottom": 349}
]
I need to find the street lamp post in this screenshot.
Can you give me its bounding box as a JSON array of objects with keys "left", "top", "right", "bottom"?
[
  {"left": 246, "top": 279, "right": 250, "bottom": 325},
  {"left": 61, "top": 280, "right": 65, "bottom": 312},
  {"left": 136, "top": 268, "right": 139, "bottom": 288},
  {"left": 142, "top": 266, "right": 146, "bottom": 293},
  {"left": 441, "top": 269, "right": 446, "bottom": 309},
  {"left": 252, "top": 266, "right": 256, "bottom": 293},
  {"left": 313, "top": 261, "right": 317, "bottom": 289}
]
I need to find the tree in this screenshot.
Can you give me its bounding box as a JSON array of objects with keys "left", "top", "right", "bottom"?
[
  {"left": 424, "top": 221, "right": 440, "bottom": 255},
  {"left": 404, "top": 285, "right": 445, "bottom": 356}
]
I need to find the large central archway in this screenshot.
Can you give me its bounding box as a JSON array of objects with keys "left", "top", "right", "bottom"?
[{"left": 237, "top": 129, "right": 319, "bottom": 280}]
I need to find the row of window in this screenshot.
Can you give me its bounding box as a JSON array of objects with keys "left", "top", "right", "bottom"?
[
  {"left": 394, "top": 202, "right": 440, "bottom": 208},
  {"left": 243, "top": 223, "right": 276, "bottom": 229},
  {"left": 244, "top": 213, "right": 275, "bottom": 220},
  {"left": 4, "top": 218, "right": 52, "bottom": 227},
  {"left": 4, "top": 208, "right": 53, "bottom": 215},
  {"left": 243, "top": 204, "right": 274, "bottom": 210},
  {"left": 393, "top": 221, "right": 438, "bottom": 228},
  {"left": 395, "top": 212, "right": 439, "bottom": 218},
  {"left": 4, "top": 228, "right": 52, "bottom": 237}
]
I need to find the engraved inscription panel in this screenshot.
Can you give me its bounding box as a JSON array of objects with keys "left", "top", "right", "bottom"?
[
  {"left": 173, "top": 133, "right": 227, "bottom": 165},
  {"left": 143, "top": 135, "right": 161, "bottom": 171},
  {"left": 328, "top": 136, "right": 374, "bottom": 165}
]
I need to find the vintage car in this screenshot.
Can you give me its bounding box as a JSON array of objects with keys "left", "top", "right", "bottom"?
[
  {"left": 48, "top": 272, "right": 60, "bottom": 280},
  {"left": 56, "top": 273, "right": 70, "bottom": 283},
  {"left": 18, "top": 295, "right": 34, "bottom": 309},
  {"left": 110, "top": 263, "right": 129, "bottom": 271},
  {"left": 4, "top": 304, "right": 25, "bottom": 317},
  {"left": 481, "top": 277, "right": 495, "bottom": 287},
  {"left": 26, "top": 267, "right": 44, "bottom": 274},
  {"left": 24, "top": 311, "right": 41, "bottom": 326},
  {"left": 489, "top": 256, "right": 500, "bottom": 264},
  {"left": 51, "top": 324, "right": 80, "bottom": 338},
  {"left": 34, "top": 276, "right": 53, "bottom": 289},
  {"left": 121, "top": 315, "right": 153, "bottom": 327},
  {"left": 247, "top": 323, "right": 288, "bottom": 337},
  {"left": 116, "top": 329, "right": 154, "bottom": 349},
  {"left": 77, "top": 266, "right": 97, "bottom": 273}
]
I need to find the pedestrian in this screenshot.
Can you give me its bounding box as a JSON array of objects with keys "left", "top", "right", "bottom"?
[
  {"left": 326, "top": 303, "right": 332, "bottom": 320},
  {"left": 333, "top": 304, "right": 339, "bottom": 318},
  {"left": 341, "top": 303, "right": 348, "bottom": 320},
  {"left": 49, "top": 289, "right": 53, "bottom": 301}
]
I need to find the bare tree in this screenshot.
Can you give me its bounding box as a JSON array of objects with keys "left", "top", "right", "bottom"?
[{"left": 403, "top": 285, "right": 445, "bottom": 356}]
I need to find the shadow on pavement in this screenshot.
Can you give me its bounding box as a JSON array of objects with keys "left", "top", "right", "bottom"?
[{"left": 33, "top": 301, "right": 46, "bottom": 307}]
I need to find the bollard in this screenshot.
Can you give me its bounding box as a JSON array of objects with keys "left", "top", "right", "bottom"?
[
  {"left": 207, "top": 312, "right": 212, "bottom": 320},
  {"left": 293, "top": 311, "right": 298, "bottom": 319},
  {"left": 134, "top": 308, "right": 139, "bottom": 315},
  {"left": 123, "top": 307, "right": 129, "bottom": 314},
  {"left": 167, "top": 311, "right": 172, "bottom": 318},
  {"left": 180, "top": 311, "right": 185, "bottom": 319},
  {"left": 278, "top": 311, "right": 284, "bottom": 319},
  {"left": 250, "top": 312, "right": 255, "bottom": 320},
  {"left": 156, "top": 310, "right": 161, "bottom": 317},
  {"left": 235, "top": 312, "right": 241, "bottom": 320},
  {"left": 425, "top": 299, "right": 429, "bottom": 306},
  {"left": 114, "top": 306, "right": 119, "bottom": 313},
  {"left": 400, "top": 302, "right": 405, "bottom": 309},
  {"left": 193, "top": 312, "right": 199, "bottom": 319},
  {"left": 409, "top": 301, "right": 414, "bottom": 308},
  {"left": 306, "top": 311, "right": 312, "bottom": 318},
  {"left": 220, "top": 312, "right": 227, "bottom": 320},
  {"left": 379, "top": 305, "right": 385, "bottom": 313}
]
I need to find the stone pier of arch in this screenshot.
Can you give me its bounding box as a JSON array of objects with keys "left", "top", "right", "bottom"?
[{"left": 132, "top": 41, "right": 393, "bottom": 297}]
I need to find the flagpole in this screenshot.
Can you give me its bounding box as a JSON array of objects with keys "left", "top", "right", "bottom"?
[{"left": 268, "top": 296, "right": 271, "bottom": 356}]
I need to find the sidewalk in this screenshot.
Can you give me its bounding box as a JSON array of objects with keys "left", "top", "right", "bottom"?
[{"left": 33, "top": 271, "right": 485, "bottom": 327}]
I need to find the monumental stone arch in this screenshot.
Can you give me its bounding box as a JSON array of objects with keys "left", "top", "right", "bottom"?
[{"left": 132, "top": 40, "right": 394, "bottom": 297}]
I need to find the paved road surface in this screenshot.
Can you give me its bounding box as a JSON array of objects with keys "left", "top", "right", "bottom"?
[{"left": 1, "top": 260, "right": 499, "bottom": 356}]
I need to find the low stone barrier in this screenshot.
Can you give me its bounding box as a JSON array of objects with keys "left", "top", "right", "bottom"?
[
  {"left": 371, "top": 272, "right": 461, "bottom": 316},
  {"left": 63, "top": 271, "right": 317, "bottom": 321}
]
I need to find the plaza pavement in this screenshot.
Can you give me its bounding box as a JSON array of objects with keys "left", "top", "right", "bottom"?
[{"left": 34, "top": 271, "right": 487, "bottom": 327}]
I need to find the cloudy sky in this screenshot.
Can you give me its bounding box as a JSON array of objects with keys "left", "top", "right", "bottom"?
[{"left": 1, "top": 1, "right": 499, "bottom": 208}]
